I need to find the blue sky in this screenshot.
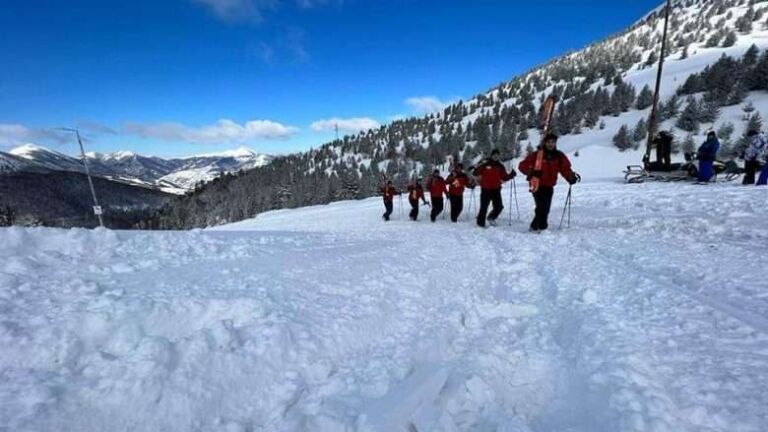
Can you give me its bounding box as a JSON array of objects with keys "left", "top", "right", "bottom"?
[{"left": 0, "top": 0, "right": 661, "bottom": 158}]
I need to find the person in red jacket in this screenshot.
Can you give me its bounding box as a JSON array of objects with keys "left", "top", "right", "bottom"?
[
  {"left": 472, "top": 149, "right": 516, "bottom": 227},
  {"left": 425, "top": 169, "right": 447, "bottom": 222},
  {"left": 406, "top": 178, "right": 429, "bottom": 221},
  {"left": 445, "top": 163, "right": 475, "bottom": 222},
  {"left": 380, "top": 180, "right": 400, "bottom": 221},
  {"left": 519, "top": 133, "right": 580, "bottom": 232}
]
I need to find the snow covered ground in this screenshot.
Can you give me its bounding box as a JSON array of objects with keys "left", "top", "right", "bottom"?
[{"left": 2, "top": 179, "right": 768, "bottom": 431}]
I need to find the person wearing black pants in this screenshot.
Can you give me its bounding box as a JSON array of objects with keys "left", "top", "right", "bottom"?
[
  {"left": 446, "top": 164, "right": 474, "bottom": 222},
  {"left": 472, "top": 149, "right": 515, "bottom": 227},
  {"left": 743, "top": 130, "right": 767, "bottom": 185},
  {"left": 519, "top": 133, "right": 579, "bottom": 232},
  {"left": 380, "top": 181, "right": 399, "bottom": 221},
  {"left": 448, "top": 195, "right": 462, "bottom": 222},
  {"left": 426, "top": 169, "right": 447, "bottom": 222},
  {"left": 406, "top": 179, "right": 428, "bottom": 221},
  {"left": 477, "top": 188, "right": 504, "bottom": 227},
  {"left": 531, "top": 186, "right": 554, "bottom": 231}
]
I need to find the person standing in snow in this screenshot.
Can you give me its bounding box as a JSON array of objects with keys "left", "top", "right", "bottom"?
[
  {"left": 758, "top": 136, "right": 768, "bottom": 186},
  {"left": 653, "top": 130, "right": 673, "bottom": 168},
  {"left": 473, "top": 149, "right": 516, "bottom": 227},
  {"left": 697, "top": 131, "right": 720, "bottom": 183},
  {"left": 445, "top": 163, "right": 475, "bottom": 222},
  {"left": 519, "top": 134, "right": 579, "bottom": 232},
  {"left": 743, "top": 130, "right": 767, "bottom": 185},
  {"left": 425, "top": 169, "right": 447, "bottom": 222},
  {"left": 406, "top": 178, "right": 429, "bottom": 221},
  {"left": 380, "top": 180, "right": 400, "bottom": 221}
]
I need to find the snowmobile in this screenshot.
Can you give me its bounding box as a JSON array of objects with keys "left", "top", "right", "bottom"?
[{"left": 624, "top": 152, "right": 742, "bottom": 183}]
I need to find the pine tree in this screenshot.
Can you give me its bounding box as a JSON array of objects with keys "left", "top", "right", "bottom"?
[
  {"left": 632, "top": 118, "right": 648, "bottom": 145},
  {"left": 612, "top": 125, "right": 633, "bottom": 151},
  {"left": 743, "top": 44, "right": 760, "bottom": 66},
  {"left": 660, "top": 94, "right": 681, "bottom": 121},
  {"left": 636, "top": 85, "right": 654, "bottom": 110},
  {"left": 705, "top": 31, "right": 723, "bottom": 48},
  {"left": 699, "top": 93, "right": 721, "bottom": 124},
  {"left": 749, "top": 51, "right": 768, "bottom": 90},
  {"left": 726, "top": 81, "right": 749, "bottom": 106},
  {"left": 645, "top": 51, "right": 658, "bottom": 68},
  {"left": 718, "top": 122, "right": 737, "bottom": 158},
  {"left": 677, "top": 96, "right": 701, "bottom": 132},
  {"left": 745, "top": 111, "right": 764, "bottom": 134},
  {"left": 722, "top": 30, "right": 738, "bottom": 47},
  {"left": 680, "top": 44, "right": 690, "bottom": 60},
  {"left": 682, "top": 134, "right": 696, "bottom": 154}
]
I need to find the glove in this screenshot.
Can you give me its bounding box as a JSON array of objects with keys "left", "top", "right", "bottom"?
[
  {"left": 508, "top": 169, "right": 517, "bottom": 180},
  {"left": 568, "top": 173, "right": 581, "bottom": 185}
]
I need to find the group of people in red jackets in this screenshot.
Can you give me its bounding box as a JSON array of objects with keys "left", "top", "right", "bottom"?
[{"left": 380, "top": 133, "right": 581, "bottom": 231}]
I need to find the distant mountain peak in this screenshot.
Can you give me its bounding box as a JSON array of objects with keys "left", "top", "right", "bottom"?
[
  {"left": 184, "top": 146, "right": 260, "bottom": 159},
  {"left": 9, "top": 143, "right": 60, "bottom": 158}
]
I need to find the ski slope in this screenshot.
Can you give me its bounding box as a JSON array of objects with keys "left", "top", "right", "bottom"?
[{"left": 1, "top": 180, "right": 768, "bottom": 431}]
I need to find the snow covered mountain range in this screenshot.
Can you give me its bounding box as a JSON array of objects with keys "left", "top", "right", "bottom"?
[
  {"left": 149, "top": 0, "right": 768, "bottom": 229},
  {"left": 0, "top": 144, "right": 272, "bottom": 193}
]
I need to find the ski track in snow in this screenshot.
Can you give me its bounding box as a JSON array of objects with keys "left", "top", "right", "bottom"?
[{"left": 1, "top": 182, "right": 767, "bottom": 431}]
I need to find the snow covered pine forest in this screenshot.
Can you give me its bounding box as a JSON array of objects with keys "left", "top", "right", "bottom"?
[{"left": 2, "top": 0, "right": 768, "bottom": 431}]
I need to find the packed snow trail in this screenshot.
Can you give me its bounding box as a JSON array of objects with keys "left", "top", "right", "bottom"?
[{"left": 1, "top": 182, "right": 767, "bottom": 431}]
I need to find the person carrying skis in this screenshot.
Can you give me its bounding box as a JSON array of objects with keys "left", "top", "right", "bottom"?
[
  {"left": 406, "top": 178, "right": 429, "bottom": 221},
  {"left": 697, "top": 131, "right": 720, "bottom": 183},
  {"left": 445, "top": 163, "right": 475, "bottom": 223},
  {"left": 519, "top": 133, "right": 579, "bottom": 232},
  {"left": 425, "top": 169, "right": 447, "bottom": 222},
  {"left": 380, "top": 180, "right": 400, "bottom": 221},
  {"left": 743, "top": 130, "right": 767, "bottom": 185},
  {"left": 473, "top": 149, "right": 516, "bottom": 227}
]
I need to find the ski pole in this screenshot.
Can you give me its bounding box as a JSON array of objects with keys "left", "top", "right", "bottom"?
[
  {"left": 558, "top": 185, "right": 573, "bottom": 230},
  {"left": 467, "top": 189, "right": 475, "bottom": 221},
  {"left": 508, "top": 182, "right": 513, "bottom": 226},
  {"left": 513, "top": 178, "right": 520, "bottom": 220}
]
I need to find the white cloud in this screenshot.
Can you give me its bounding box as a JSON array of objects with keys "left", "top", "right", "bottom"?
[
  {"left": 310, "top": 117, "right": 380, "bottom": 133},
  {"left": 0, "top": 124, "right": 69, "bottom": 148},
  {"left": 124, "top": 119, "right": 298, "bottom": 144},
  {"left": 405, "top": 96, "right": 455, "bottom": 114},
  {"left": 193, "top": 0, "right": 279, "bottom": 23}
]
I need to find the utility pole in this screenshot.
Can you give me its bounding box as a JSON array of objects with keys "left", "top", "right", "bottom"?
[
  {"left": 646, "top": 0, "right": 672, "bottom": 158},
  {"left": 60, "top": 128, "right": 104, "bottom": 227}
]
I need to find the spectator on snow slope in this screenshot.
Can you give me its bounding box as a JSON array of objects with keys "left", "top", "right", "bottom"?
[
  {"left": 743, "top": 130, "right": 767, "bottom": 185},
  {"left": 697, "top": 131, "right": 720, "bottom": 183}
]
